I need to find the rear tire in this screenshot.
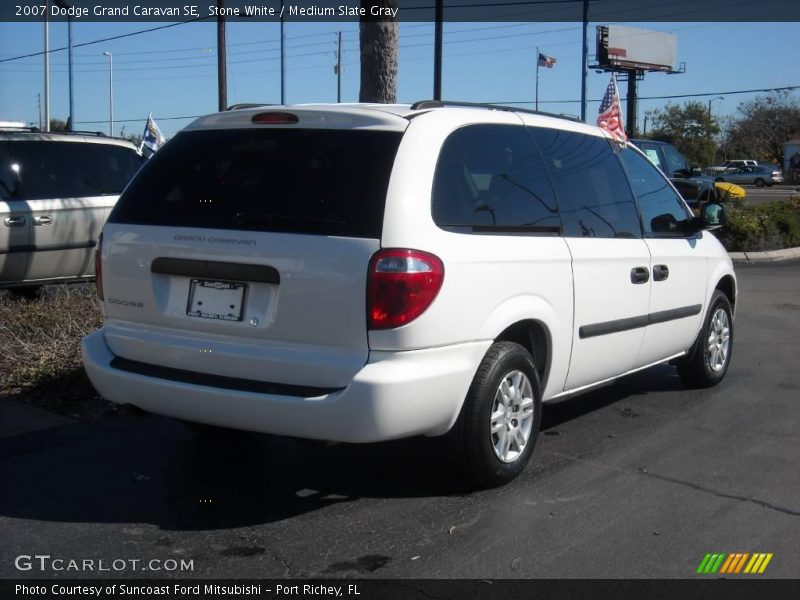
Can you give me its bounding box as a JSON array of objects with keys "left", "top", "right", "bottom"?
[
  {"left": 677, "top": 290, "right": 733, "bottom": 388},
  {"left": 447, "top": 341, "right": 542, "bottom": 488}
]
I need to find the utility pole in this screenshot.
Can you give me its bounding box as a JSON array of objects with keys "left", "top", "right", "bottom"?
[
  {"left": 44, "top": 0, "right": 50, "bottom": 131},
  {"left": 37, "top": 93, "right": 42, "bottom": 129},
  {"left": 433, "top": 0, "right": 443, "bottom": 100},
  {"left": 626, "top": 69, "right": 637, "bottom": 139},
  {"left": 335, "top": 31, "right": 342, "bottom": 103},
  {"left": 103, "top": 51, "right": 113, "bottom": 136},
  {"left": 580, "top": 0, "right": 588, "bottom": 122},
  {"left": 535, "top": 46, "right": 540, "bottom": 111},
  {"left": 280, "top": 0, "right": 285, "bottom": 104},
  {"left": 216, "top": 0, "right": 227, "bottom": 111},
  {"left": 55, "top": 0, "right": 74, "bottom": 130}
]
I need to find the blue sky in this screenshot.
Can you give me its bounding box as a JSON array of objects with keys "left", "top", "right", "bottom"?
[{"left": 1, "top": 19, "right": 798, "bottom": 138}]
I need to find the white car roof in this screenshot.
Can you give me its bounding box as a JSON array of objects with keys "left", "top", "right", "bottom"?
[{"left": 184, "top": 102, "right": 608, "bottom": 138}]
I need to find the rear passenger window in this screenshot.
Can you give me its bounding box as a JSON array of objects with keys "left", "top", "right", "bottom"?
[
  {"left": 5, "top": 141, "right": 141, "bottom": 200},
  {"left": 432, "top": 124, "right": 560, "bottom": 233},
  {"left": 618, "top": 147, "right": 691, "bottom": 236},
  {"left": 530, "top": 128, "right": 641, "bottom": 239}
]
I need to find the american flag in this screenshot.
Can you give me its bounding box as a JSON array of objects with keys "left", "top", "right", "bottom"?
[
  {"left": 597, "top": 73, "right": 627, "bottom": 142},
  {"left": 537, "top": 52, "right": 556, "bottom": 68}
]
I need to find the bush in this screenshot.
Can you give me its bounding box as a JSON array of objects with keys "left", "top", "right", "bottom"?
[
  {"left": 0, "top": 284, "right": 109, "bottom": 418},
  {"left": 717, "top": 195, "right": 800, "bottom": 252}
]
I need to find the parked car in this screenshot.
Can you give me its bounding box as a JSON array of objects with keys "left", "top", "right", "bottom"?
[
  {"left": 1, "top": 128, "right": 143, "bottom": 291},
  {"left": 82, "top": 102, "right": 736, "bottom": 487},
  {"left": 714, "top": 166, "right": 783, "bottom": 187},
  {"left": 630, "top": 139, "right": 718, "bottom": 205},
  {"left": 721, "top": 159, "right": 758, "bottom": 171}
]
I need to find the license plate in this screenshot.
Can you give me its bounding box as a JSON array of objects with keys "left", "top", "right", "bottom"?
[{"left": 186, "top": 279, "right": 247, "bottom": 322}]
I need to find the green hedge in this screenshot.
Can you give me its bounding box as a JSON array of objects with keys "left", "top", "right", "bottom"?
[{"left": 717, "top": 196, "right": 800, "bottom": 252}]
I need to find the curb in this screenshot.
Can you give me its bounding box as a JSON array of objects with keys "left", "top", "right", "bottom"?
[{"left": 729, "top": 247, "right": 800, "bottom": 263}]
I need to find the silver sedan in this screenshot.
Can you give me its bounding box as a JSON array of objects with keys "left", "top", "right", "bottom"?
[{"left": 714, "top": 166, "right": 784, "bottom": 187}]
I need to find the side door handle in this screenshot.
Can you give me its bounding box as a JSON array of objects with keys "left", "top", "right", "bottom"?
[
  {"left": 653, "top": 264, "right": 670, "bottom": 281},
  {"left": 630, "top": 266, "right": 650, "bottom": 284},
  {"left": 4, "top": 216, "right": 26, "bottom": 227},
  {"left": 33, "top": 215, "right": 53, "bottom": 226}
]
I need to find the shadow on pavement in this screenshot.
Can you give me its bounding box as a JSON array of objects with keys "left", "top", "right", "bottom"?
[{"left": 0, "top": 364, "right": 684, "bottom": 532}]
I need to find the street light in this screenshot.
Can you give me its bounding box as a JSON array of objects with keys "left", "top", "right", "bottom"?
[
  {"left": 102, "top": 51, "right": 113, "bottom": 136},
  {"left": 707, "top": 95, "right": 724, "bottom": 120}
]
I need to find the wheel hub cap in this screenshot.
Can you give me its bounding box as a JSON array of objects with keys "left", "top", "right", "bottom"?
[
  {"left": 490, "top": 370, "right": 535, "bottom": 463},
  {"left": 707, "top": 308, "right": 731, "bottom": 372}
]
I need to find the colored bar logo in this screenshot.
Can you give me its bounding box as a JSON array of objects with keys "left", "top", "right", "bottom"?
[{"left": 697, "top": 553, "right": 773, "bottom": 574}]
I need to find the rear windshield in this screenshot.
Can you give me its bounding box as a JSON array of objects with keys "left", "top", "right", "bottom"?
[
  {"left": 2, "top": 140, "right": 143, "bottom": 200},
  {"left": 109, "top": 128, "right": 404, "bottom": 238}
]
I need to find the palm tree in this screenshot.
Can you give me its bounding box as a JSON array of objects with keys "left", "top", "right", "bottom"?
[{"left": 359, "top": 0, "right": 398, "bottom": 103}]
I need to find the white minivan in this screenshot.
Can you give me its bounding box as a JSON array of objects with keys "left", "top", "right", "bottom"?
[{"left": 82, "top": 102, "right": 736, "bottom": 487}]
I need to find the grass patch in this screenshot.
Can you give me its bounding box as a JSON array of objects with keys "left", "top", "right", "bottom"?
[
  {"left": 0, "top": 284, "right": 111, "bottom": 419},
  {"left": 718, "top": 195, "right": 800, "bottom": 252}
]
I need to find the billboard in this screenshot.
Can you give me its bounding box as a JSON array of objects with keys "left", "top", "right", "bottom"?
[{"left": 596, "top": 25, "right": 677, "bottom": 72}]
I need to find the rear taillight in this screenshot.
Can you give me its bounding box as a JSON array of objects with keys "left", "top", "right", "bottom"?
[
  {"left": 368, "top": 249, "right": 444, "bottom": 330},
  {"left": 94, "top": 232, "right": 103, "bottom": 301}
]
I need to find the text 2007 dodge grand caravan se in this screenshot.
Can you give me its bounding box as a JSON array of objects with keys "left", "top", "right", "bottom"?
[{"left": 82, "top": 102, "right": 736, "bottom": 487}]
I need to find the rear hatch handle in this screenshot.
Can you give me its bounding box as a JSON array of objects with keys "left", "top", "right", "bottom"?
[{"left": 151, "top": 258, "right": 280, "bottom": 284}]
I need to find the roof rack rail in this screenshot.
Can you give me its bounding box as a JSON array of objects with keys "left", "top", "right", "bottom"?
[
  {"left": 409, "top": 100, "right": 583, "bottom": 123},
  {"left": 0, "top": 126, "right": 108, "bottom": 137},
  {"left": 226, "top": 103, "right": 276, "bottom": 111}
]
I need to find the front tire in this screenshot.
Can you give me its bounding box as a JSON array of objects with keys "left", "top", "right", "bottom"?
[
  {"left": 447, "top": 341, "right": 542, "bottom": 488},
  {"left": 754, "top": 178, "right": 765, "bottom": 187},
  {"left": 677, "top": 290, "right": 733, "bottom": 388}
]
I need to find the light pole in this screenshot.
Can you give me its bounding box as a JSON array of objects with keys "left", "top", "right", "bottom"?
[{"left": 102, "top": 51, "right": 113, "bottom": 136}]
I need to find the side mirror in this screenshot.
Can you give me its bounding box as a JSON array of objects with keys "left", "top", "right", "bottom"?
[{"left": 701, "top": 202, "right": 727, "bottom": 229}]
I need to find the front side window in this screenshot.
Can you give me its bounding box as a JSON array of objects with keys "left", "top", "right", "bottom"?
[
  {"left": 530, "top": 128, "right": 641, "bottom": 239},
  {"left": 432, "top": 124, "right": 560, "bottom": 233},
  {"left": 618, "top": 146, "right": 691, "bottom": 236},
  {"left": 661, "top": 143, "right": 689, "bottom": 175}
]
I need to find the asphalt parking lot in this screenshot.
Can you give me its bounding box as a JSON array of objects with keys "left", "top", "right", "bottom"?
[{"left": 1, "top": 260, "right": 798, "bottom": 580}]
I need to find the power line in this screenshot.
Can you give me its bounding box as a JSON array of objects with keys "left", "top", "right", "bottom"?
[
  {"left": 0, "top": 17, "right": 212, "bottom": 64},
  {"left": 63, "top": 84, "right": 799, "bottom": 125},
  {"left": 493, "top": 85, "right": 800, "bottom": 105}
]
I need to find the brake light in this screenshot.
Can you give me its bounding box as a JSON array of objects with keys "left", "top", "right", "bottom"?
[
  {"left": 368, "top": 249, "right": 444, "bottom": 330},
  {"left": 252, "top": 112, "right": 299, "bottom": 125},
  {"left": 94, "top": 232, "right": 103, "bottom": 301}
]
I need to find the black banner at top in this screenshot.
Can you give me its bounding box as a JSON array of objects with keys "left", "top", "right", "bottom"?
[{"left": 3, "top": 0, "right": 800, "bottom": 22}]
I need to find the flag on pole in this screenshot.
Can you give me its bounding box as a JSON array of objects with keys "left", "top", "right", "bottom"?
[
  {"left": 537, "top": 52, "right": 556, "bottom": 68},
  {"left": 597, "top": 73, "right": 626, "bottom": 142},
  {"left": 140, "top": 113, "right": 165, "bottom": 156}
]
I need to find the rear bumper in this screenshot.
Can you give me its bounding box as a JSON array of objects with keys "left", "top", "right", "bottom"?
[{"left": 81, "top": 330, "right": 490, "bottom": 443}]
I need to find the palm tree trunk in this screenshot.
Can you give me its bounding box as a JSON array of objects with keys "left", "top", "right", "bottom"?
[{"left": 359, "top": 0, "right": 398, "bottom": 103}]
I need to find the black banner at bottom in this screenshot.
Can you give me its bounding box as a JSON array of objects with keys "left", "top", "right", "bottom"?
[{"left": 3, "top": 579, "right": 800, "bottom": 600}]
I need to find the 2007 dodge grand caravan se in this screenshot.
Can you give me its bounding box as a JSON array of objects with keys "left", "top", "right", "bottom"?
[{"left": 82, "top": 101, "right": 736, "bottom": 487}]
